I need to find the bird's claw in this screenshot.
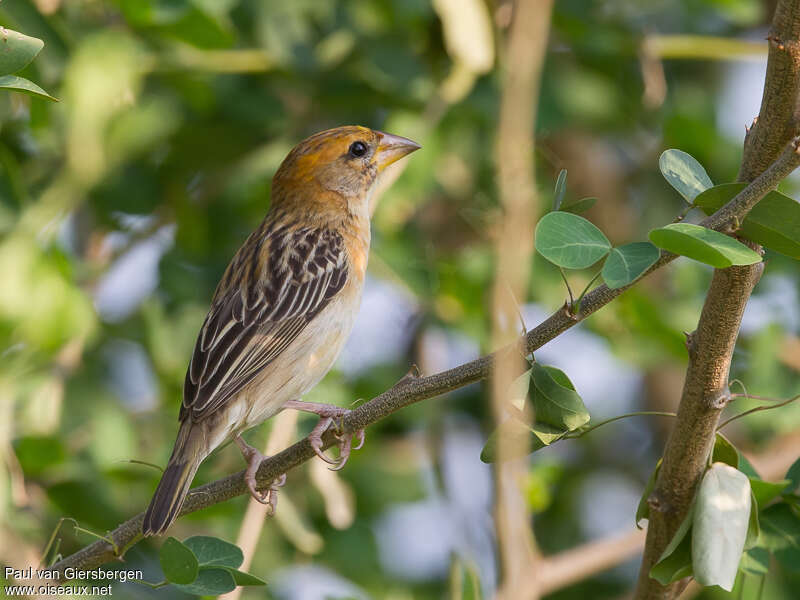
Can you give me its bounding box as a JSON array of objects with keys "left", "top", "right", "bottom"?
[
  {"left": 235, "top": 434, "right": 286, "bottom": 515},
  {"left": 306, "top": 410, "right": 365, "bottom": 470}
]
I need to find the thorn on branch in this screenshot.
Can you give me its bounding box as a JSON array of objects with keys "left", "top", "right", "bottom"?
[
  {"left": 683, "top": 331, "right": 697, "bottom": 358},
  {"left": 395, "top": 364, "right": 421, "bottom": 387},
  {"left": 767, "top": 34, "right": 786, "bottom": 51}
]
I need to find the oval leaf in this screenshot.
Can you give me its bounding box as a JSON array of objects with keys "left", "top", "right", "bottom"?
[
  {"left": 531, "top": 363, "right": 589, "bottom": 431},
  {"left": 159, "top": 537, "right": 199, "bottom": 585},
  {"left": 0, "top": 28, "right": 44, "bottom": 76},
  {"left": 659, "top": 149, "right": 713, "bottom": 202},
  {"left": 0, "top": 75, "right": 58, "bottom": 101},
  {"left": 183, "top": 536, "right": 243, "bottom": 568},
  {"left": 601, "top": 242, "right": 660, "bottom": 289},
  {"left": 562, "top": 196, "right": 597, "bottom": 214},
  {"left": 749, "top": 478, "right": 791, "bottom": 508},
  {"left": 692, "top": 463, "right": 751, "bottom": 591},
  {"left": 224, "top": 568, "right": 267, "bottom": 586},
  {"left": 695, "top": 183, "right": 800, "bottom": 259},
  {"left": 649, "top": 223, "right": 762, "bottom": 268},
  {"left": 712, "top": 433, "right": 739, "bottom": 468},
  {"left": 173, "top": 567, "right": 236, "bottom": 596},
  {"left": 535, "top": 211, "right": 611, "bottom": 269},
  {"left": 650, "top": 501, "right": 695, "bottom": 584}
]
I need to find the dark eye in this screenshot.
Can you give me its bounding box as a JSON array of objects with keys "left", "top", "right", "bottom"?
[{"left": 349, "top": 141, "right": 368, "bottom": 158}]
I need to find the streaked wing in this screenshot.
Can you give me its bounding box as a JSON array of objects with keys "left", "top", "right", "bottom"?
[{"left": 181, "top": 224, "right": 348, "bottom": 422}]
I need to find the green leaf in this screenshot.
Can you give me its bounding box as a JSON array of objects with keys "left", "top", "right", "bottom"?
[
  {"left": 659, "top": 149, "right": 713, "bottom": 202},
  {"left": 0, "top": 28, "right": 44, "bottom": 76},
  {"left": 479, "top": 366, "right": 581, "bottom": 463},
  {"left": 223, "top": 568, "right": 266, "bottom": 586},
  {"left": 745, "top": 488, "right": 760, "bottom": 551},
  {"left": 636, "top": 459, "right": 662, "bottom": 528},
  {"left": 183, "top": 536, "right": 243, "bottom": 568},
  {"left": 160, "top": 537, "right": 199, "bottom": 585},
  {"left": 785, "top": 456, "right": 800, "bottom": 493},
  {"left": 739, "top": 547, "right": 769, "bottom": 576},
  {"left": 713, "top": 433, "right": 739, "bottom": 468},
  {"left": 692, "top": 463, "right": 752, "bottom": 591},
  {"left": 530, "top": 421, "right": 569, "bottom": 447},
  {"left": 695, "top": 183, "right": 800, "bottom": 260},
  {"left": 601, "top": 242, "right": 660, "bottom": 289},
  {"left": 649, "top": 223, "right": 762, "bottom": 268},
  {"left": 508, "top": 369, "right": 532, "bottom": 411},
  {"left": 479, "top": 417, "right": 569, "bottom": 463},
  {"left": 173, "top": 567, "right": 236, "bottom": 596},
  {"left": 0, "top": 75, "right": 58, "bottom": 101},
  {"left": 535, "top": 211, "right": 612, "bottom": 269},
  {"left": 530, "top": 363, "right": 590, "bottom": 431},
  {"left": 650, "top": 502, "right": 695, "bottom": 585},
  {"left": 760, "top": 503, "right": 800, "bottom": 572},
  {"left": 553, "top": 169, "right": 567, "bottom": 211},
  {"left": 750, "top": 478, "right": 791, "bottom": 508},
  {"left": 738, "top": 454, "right": 760, "bottom": 479},
  {"left": 692, "top": 183, "right": 746, "bottom": 214},
  {"left": 480, "top": 419, "right": 538, "bottom": 463},
  {"left": 561, "top": 197, "right": 597, "bottom": 214}
]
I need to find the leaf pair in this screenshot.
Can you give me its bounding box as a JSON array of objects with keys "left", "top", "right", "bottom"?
[
  {"left": 535, "top": 211, "right": 660, "bottom": 289},
  {"left": 659, "top": 149, "right": 800, "bottom": 261},
  {"left": 551, "top": 168, "right": 597, "bottom": 214},
  {"left": 0, "top": 27, "right": 57, "bottom": 101},
  {"left": 159, "top": 536, "right": 265, "bottom": 596},
  {"left": 480, "top": 364, "right": 589, "bottom": 462}
]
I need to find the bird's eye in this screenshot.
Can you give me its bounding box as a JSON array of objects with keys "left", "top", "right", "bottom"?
[{"left": 348, "top": 141, "right": 368, "bottom": 158}]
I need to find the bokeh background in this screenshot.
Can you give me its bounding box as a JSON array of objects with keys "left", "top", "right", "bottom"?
[{"left": 1, "top": 0, "right": 799, "bottom": 598}]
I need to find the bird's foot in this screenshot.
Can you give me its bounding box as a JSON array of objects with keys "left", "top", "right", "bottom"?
[
  {"left": 283, "top": 401, "right": 365, "bottom": 471},
  {"left": 234, "top": 435, "right": 286, "bottom": 515}
]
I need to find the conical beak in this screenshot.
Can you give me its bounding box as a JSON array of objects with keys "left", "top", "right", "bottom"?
[{"left": 375, "top": 131, "right": 421, "bottom": 172}]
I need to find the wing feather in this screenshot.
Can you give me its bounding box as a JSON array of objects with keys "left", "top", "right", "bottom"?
[{"left": 181, "top": 224, "right": 349, "bottom": 422}]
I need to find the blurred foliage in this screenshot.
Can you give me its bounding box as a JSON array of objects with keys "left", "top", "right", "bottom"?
[{"left": 1, "top": 1, "right": 799, "bottom": 599}]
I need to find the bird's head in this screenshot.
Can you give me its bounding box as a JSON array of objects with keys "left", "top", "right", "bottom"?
[{"left": 271, "top": 126, "right": 420, "bottom": 219}]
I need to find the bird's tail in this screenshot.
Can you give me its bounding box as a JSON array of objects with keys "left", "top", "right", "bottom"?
[{"left": 142, "top": 422, "right": 206, "bottom": 536}]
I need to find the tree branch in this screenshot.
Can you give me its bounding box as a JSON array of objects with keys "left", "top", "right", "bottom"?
[
  {"left": 491, "top": 1, "right": 553, "bottom": 597},
  {"left": 634, "top": 2, "right": 800, "bottom": 598},
  {"left": 46, "top": 103, "right": 800, "bottom": 586}
]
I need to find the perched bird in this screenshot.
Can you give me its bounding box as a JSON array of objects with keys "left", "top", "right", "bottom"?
[{"left": 142, "top": 126, "right": 420, "bottom": 536}]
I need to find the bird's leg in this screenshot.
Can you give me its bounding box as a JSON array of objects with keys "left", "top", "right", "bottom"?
[
  {"left": 283, "top": 400, "right": 365, "bottom": 470},
  {"left": 234, "top": 435, "right": 286, "bottom": 515}
]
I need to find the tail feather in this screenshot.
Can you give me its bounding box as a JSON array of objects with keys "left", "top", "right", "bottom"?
[{"left": 142, "top": 423, "right": 205, "bottom": 536}]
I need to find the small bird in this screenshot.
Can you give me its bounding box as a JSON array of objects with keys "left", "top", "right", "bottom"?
[{"left": 142, "top": 126, "right": 420, "bottom": 536}]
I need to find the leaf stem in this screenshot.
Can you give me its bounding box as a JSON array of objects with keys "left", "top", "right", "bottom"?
[
  {"left": 672, "top": 202, "right": 696, "bottom": 223},
  {"left": 717, "top": 394, "right": 800, "bottom": 430},
  {"left": 575, "top": 270, "right": 603, "bottom": 314},
  {"left": 558, "top": 267, "right": 575, "bottom": 308},
  {"left": 565, "top": 411, "right": 677, "bottom": 439},
  {"left": 39, "top": 518, "right": 76, "bottom": 569}
]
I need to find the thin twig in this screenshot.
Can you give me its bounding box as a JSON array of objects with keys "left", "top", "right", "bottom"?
[
  {"left": 565, "top": 411, "right": 677, "bottom": 439},
  {"left": 717, "top": 394, "right": 800, "bottom": 430}
]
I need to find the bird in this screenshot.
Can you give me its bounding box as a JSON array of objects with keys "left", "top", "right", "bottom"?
[{"left": 142, "top": 126, "right": 420, "bottom": 536}]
